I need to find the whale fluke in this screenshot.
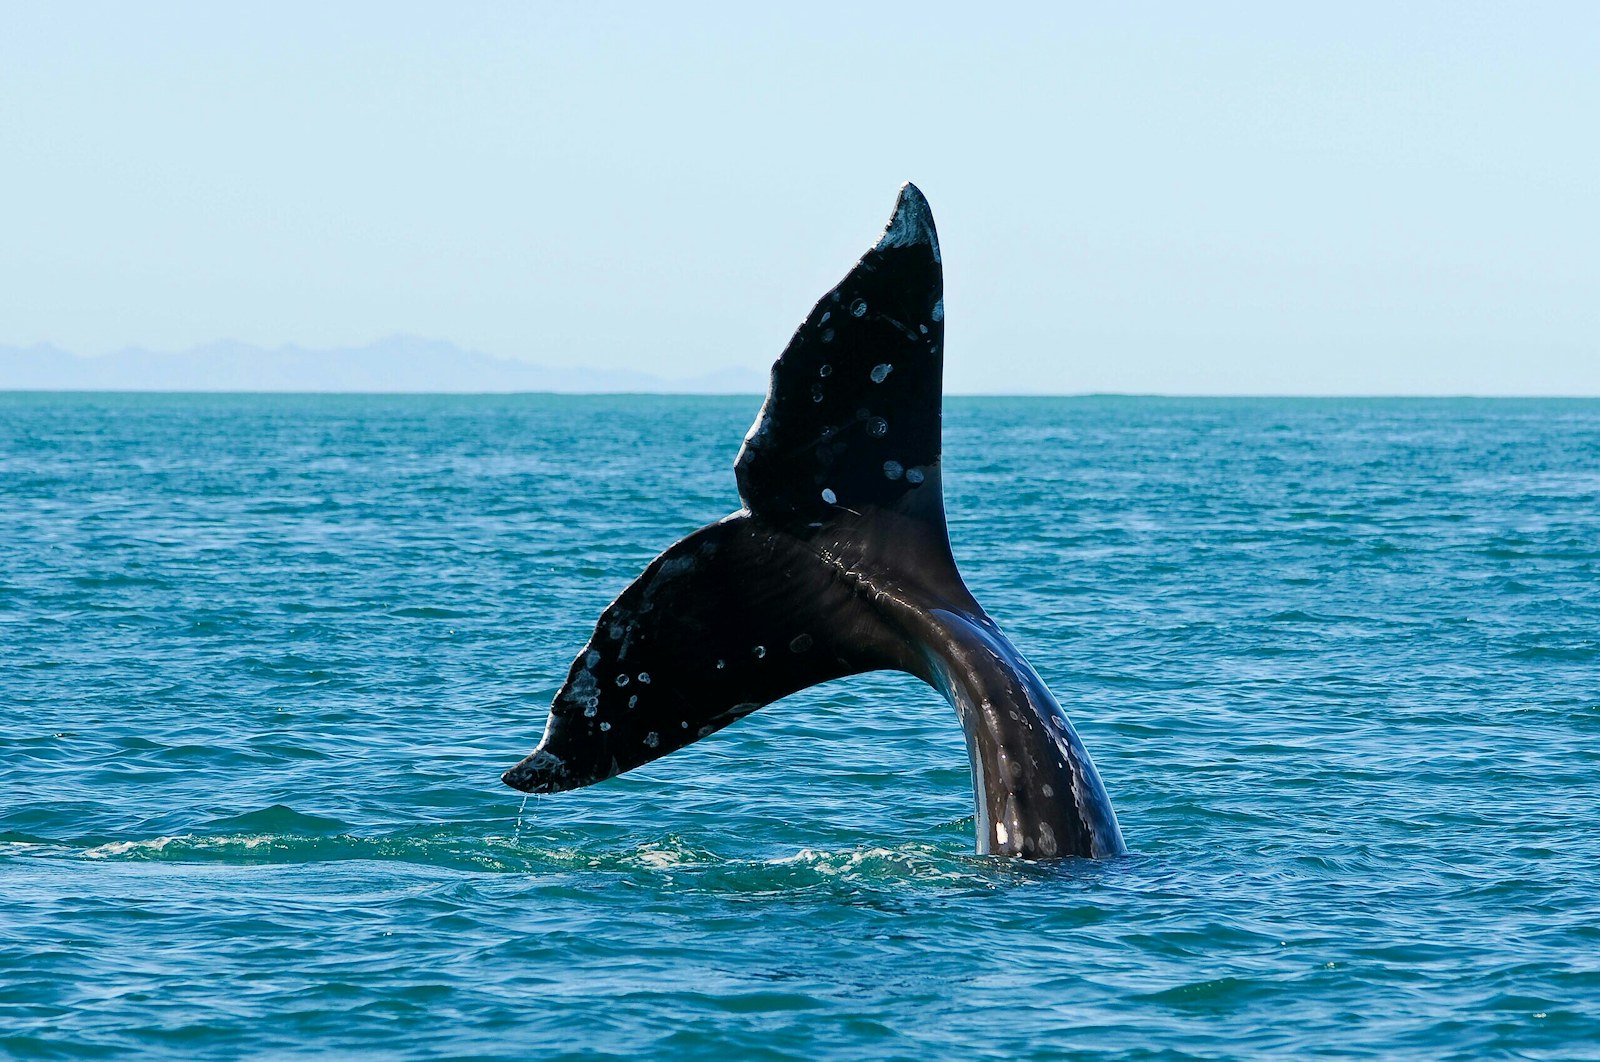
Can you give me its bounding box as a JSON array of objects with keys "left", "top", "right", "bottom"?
[{"left": 504, "top": 183, "right": 1126, "bottom": 860}]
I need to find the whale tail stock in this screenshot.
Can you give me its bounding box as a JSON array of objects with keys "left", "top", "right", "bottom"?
[{"left": 503, "top": 184, "right": 1126, "bottom": 860}]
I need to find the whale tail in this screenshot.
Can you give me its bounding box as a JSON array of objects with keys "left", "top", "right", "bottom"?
[{"left": 504, "top": 184, "right": 1125, "bottom": 860}]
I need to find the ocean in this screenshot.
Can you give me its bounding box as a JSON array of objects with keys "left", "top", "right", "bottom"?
[{"left": 3, "top": 393, "right": 1597, "bottom": 1058}]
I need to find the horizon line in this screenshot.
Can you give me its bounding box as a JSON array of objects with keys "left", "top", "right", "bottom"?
[{"left": 5, "top": 389, "right": 1600, "bottom": 400}]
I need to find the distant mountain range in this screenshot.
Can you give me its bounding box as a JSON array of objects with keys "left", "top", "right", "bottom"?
[{"left": 0, "top": 337, "right": 767, "bottom": 394}]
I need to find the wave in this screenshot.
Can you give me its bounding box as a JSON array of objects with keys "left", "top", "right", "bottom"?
[{"left": 4, "top": 806, "right": 1075, "bottom": 891}]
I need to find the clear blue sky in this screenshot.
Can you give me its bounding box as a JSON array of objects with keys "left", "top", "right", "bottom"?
[{"left": 3, "top": 2, "right": 1596, "bottom": 393}]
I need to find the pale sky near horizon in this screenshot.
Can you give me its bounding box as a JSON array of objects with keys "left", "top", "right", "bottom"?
[{"left": 2, "top": 2, "right": 1596, "bottom": 394}]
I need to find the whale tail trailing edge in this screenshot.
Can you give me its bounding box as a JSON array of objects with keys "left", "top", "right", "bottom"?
[{"left": 504, "top": 184, "right": 1125, "bottom": 860}]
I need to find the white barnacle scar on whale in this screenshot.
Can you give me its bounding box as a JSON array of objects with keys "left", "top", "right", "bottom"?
[{"left": 503, "top": 183, "right": 1126, "bottom": 861}]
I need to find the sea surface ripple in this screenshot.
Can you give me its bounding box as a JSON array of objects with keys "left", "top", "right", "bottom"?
[{"left": 3, "top": 394, "right": 1598, "bottom": 1058}]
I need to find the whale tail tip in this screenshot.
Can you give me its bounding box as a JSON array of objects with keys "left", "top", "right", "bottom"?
[{"left": 876, "top": 182, "right": 940, "bottom": 260}]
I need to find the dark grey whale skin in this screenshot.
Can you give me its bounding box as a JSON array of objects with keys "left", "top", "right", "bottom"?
[{"left": 504, "top": 184, "right": 1126, "bottom": 860}]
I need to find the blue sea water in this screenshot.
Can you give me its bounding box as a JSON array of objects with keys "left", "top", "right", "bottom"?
[{"left": 2, "top": 393, "right": 1598, "bottom": 1059}]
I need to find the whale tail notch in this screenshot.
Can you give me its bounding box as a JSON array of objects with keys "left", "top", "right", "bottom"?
[{"left": 503, "top": 184, "right": 1125, "bottom": 860}]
